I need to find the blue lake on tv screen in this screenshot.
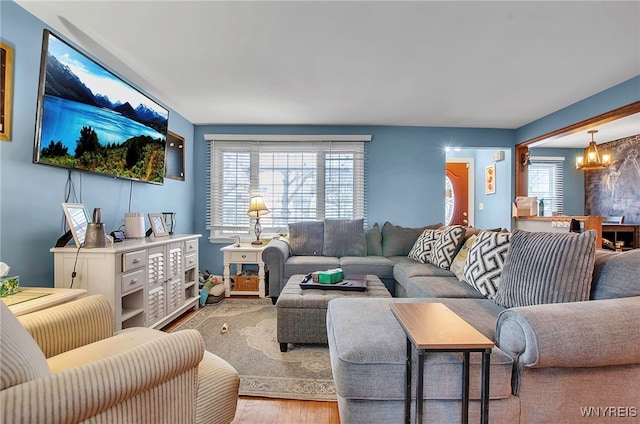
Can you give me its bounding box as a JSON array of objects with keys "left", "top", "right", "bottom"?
[{"left": 40, "top": 95, "right": 166, "bottom": 152}]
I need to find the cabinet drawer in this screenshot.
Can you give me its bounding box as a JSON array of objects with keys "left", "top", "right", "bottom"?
[
  {"left": 185, "top": 239, "right": 198, "bottom": 254},
  {"left": 121, "top": 269, "right": 145, "bottom": 294},
  {"left": 229, "top": 250, "right": 258, "bottom": 262},
  {"left": 184, "top": 252, "right": 197, "bottom": 269},
  {"left": 122, "top": 250, "right": 146, "bottom": 272}
]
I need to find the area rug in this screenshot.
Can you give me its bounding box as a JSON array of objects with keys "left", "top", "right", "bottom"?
[{"left": 170, "top": 298, "right": 336, "bottom": 401}]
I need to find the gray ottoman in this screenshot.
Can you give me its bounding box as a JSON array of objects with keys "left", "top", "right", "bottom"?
[{"left": 276, "top": 274, "right": 391, "bottom": 352}]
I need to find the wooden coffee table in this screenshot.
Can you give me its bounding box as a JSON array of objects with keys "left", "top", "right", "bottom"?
[{"left": 390, "top": 303, "right": 494, "bottom": 424}]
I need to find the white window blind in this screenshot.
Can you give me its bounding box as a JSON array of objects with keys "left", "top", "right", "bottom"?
[
  {"left": 528, "top": 156, "right": 564, "bottom": 215},
  {"left": 206, "top": 135, "right": 368, "bottom": 240}
]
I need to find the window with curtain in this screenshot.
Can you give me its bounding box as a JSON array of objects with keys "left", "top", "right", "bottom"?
[
  {"left": 528, "top": 156, "right": 564, "bottom": 216},
  {"left": 205, "top": 135, "right": 368, "bottom": 240}
]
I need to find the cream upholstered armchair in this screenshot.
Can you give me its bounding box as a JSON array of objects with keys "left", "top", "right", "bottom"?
[{"left": 1, "top": 295, "right": 239, "bottom": 424}]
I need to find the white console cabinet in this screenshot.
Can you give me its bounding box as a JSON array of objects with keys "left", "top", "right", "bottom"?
[{"left": 51, "top": 234, "right": 201, "bottom": 331}]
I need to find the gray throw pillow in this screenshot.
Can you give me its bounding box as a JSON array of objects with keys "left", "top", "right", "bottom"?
[
  {"left": 464, "top": 231, "right": 511, "bottom": 299},
  {"left": 430, "top": 225, "right": 466, "bottom": 270},
  {"left": 382, "top": 221, "right": 442, "bottom": 257},
  {"left": 494, "top": 229, "right": 596, "bottom": 308},
  {"left": 408, "top": 229, "right": 441, "bottom": 263},
  {"left": 590, "top": 249, "right": 640, "bottom": 300},
  {"left": 366, "top": 223, "right": 383, "bottom": 256},
  {"left": 323, "top": 219, "right": 366, "bottom": 257},
  {"left": 288, "top": 221, "right": 324, "bottom": 256}
]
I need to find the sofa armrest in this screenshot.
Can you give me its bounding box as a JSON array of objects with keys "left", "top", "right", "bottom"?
[
  {"left": 262, "top": 239, "right": 291, "bottom": 298},
  {"left": 496, "top": 296, "right": 640, "bottom": 369},
  {"left": 18, "top": 295, "right": 114, "bottom": 358},
  {"left": 1, "top": 329, "right": 204, "bottom": 424}
]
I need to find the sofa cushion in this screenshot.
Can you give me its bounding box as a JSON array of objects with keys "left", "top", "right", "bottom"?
[
  {"left": 399, "top": 275, "right": 486, "bottom": 298},
  {"left": 327, "top": 297, "right": 513, "bottom": 401},
  {"left": 430, "top": 225, "right": 466, "bottom": 270},
  {"left": 284, "top": 255, "right": 340, "bottom": 278},
  {"left": 392, "top": 257, "right": 456, "bottom": 280},
  {"left": 381, "top": 221, "right": 442, "bottom": 257},
  {"left": 288, "top": 221, "right": 324, "bottom": 256},
  {"left": 590, "top": 249, "right": 640, "bottom": 300},
  {"left": 407, "top": 229, "right": 440, "bottom": 263},
  {"left": 450, "top": 234, "right": 477, "bottom": 281},
  {"left": 365, "top": 223, "right": 383, "bottom": 256},
  {"left": 339, "top": 256, "right": 395, "bottom": 279},
  {"left": 323, "top": 219, "right": 366, "bottom": 257},
  {"left": 464, "top": 231, "right": 511, "bottom": 299},
  {"left": 494, "top": 229, "right": 596, "bottom": 308},
  {"left": 1, "top": 302, "right": 51, "bottom": 390}
]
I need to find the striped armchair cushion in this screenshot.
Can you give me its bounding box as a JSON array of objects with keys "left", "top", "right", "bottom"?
[{"left": 0, "top": 302, "right": 51, "bottom": 390}]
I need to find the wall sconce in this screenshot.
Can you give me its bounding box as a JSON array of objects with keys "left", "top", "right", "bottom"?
[{"left": 520, "top": 151, "right": 531, "bottom": 171}]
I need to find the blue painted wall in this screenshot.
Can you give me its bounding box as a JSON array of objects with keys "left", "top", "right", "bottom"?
[
  {"left": 2, "top": 1, "right": 638, "bottom": 284},
  {"left": 446, "top": 148, "right": 513, "bottom": 230},
  {"left": 193, "top": 125, "right": 514, "bottom": 275},
  {"left": 516, "top": 76, "right": 640, "bottom": 144},
  {"left": 0, "top": 2, "right": 196, "bottom": 286}
]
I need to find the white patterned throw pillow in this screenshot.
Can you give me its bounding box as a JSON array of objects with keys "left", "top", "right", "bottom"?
[
  {"left": 463, "top": 231, "right": 511, "bottom": 299},
  {"left": 408, "top": 229, "right": 440, "bottom": 263},
  {"left": 430, "top": 225, "right": 466, "bottom": 270}
]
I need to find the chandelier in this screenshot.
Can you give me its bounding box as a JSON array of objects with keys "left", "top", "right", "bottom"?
[{"left": 575, "top": 130, "right": 611, "bottom": 171}]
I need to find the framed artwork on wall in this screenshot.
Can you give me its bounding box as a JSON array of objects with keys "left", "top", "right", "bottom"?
[
  {"left": 485, "top": 164, "right": 496, "bottom": 195},
  {"left": 165, "top": 131, "right": 185, "bottom": 181},
  {"left": 1, "top": 40, "right": 14, "bottom": 141}
]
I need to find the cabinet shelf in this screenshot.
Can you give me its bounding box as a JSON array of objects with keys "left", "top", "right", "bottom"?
[{"left": 122, "top": 307, "right": 144, "bottom": 322}]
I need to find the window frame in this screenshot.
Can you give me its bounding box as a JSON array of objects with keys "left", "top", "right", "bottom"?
[
  {"left": 204, "top": 134, "right": 370, "bottom": 242},
  {"left": 527, "top": 156, "right": 564, "bottom": 216}
]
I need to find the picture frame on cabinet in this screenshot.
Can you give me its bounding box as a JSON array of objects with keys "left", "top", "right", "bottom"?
[
  {"left": 148, "top": 213, "right": 169, "bottom": 237},
  {"left": 1, "top": 40, "right": 15, "bottom": 141},
  {"left": 61, "top": 203, "right": 90, "bottom": 247}
]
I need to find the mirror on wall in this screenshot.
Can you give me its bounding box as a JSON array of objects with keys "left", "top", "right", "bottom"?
[{"left": 165, "top": 131, "right": 185, "bottom": 181}]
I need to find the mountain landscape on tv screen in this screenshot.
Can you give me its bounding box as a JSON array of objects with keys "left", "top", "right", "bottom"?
[{"left": 37, "top": 47, "right": 168, "bottom": 184}]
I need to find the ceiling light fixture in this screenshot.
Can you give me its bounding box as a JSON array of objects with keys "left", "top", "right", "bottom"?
[{"left": 575, "top": 130, "right": 611, "bottom": 171}]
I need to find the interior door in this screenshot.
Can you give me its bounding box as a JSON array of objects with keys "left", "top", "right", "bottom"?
[{"left": 446, "top": 162, "right": 469, "bottom": 226}]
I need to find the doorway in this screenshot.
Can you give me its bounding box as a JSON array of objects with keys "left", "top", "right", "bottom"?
[{"left": 446, "top": 160, "right": 473, "bottom": 226}]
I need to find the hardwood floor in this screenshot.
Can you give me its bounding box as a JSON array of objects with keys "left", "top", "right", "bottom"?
[
  {"left": 164, "top": 302, "right": 341, "bottom": 424},
  {"left": 231, "top": 397, "right": 340, "bottom": 424}
]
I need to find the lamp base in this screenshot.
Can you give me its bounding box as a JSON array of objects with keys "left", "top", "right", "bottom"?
[{"left": 251, "top": 239, "right": 263, "bottom": 246}]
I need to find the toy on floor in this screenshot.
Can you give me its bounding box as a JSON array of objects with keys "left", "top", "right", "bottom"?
[{"left": 199, "top": 270, "right": 225, "bottom": 306}]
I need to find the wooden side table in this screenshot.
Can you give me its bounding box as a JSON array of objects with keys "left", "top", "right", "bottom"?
[
  {"left": 2, "top": 287, "right": 87, "bottom": 316},
  {"left": 390, "top": 303, "right": 494, "bottom": 424},
  {"left": 220, "top": 243, "right": 267, "bottom": 297}
]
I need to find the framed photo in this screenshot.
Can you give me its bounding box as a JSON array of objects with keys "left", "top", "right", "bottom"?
[
  {"left": 62, "top": 203, "right": 90, "bottom": 247},
  {"left": 485, "top": 164, "right": 496, "bottom": 195},
  {"left": 1, "top": 40, "right": 15, "bottom": 141},
  {"left": 148, "top": 213, "right": 169, "bottom": 237}
]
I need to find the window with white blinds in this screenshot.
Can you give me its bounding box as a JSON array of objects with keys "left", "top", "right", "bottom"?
[
  {"left": 528, "top": 156, "right": 564, "bottom": 216},
  {"left": 205, "top": 135, "right": 368, "bottom": 240}
]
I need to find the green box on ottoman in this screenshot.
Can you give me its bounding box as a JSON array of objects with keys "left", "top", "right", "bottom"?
[
  {"left": 276, "top": 274, "right": 391, "bottom": 352},
  {"left": 317, "top": 269, "right": 344, "bottom": 284}
]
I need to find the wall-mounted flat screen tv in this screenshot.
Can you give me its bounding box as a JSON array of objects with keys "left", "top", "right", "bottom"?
[{"left": 33, "top": 29, "right": 169, "bottom": 185}]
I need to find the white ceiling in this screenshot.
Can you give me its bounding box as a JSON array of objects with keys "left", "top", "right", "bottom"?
[{"left": 13, "top": 1, "right": 640, "bottom": 139}]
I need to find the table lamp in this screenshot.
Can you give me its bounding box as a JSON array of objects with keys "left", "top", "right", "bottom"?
[{"left": 247, "top": 195, "right": 270, "bottom": 245}]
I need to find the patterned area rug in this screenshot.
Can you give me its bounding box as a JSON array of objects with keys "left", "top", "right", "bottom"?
[{"left": 171, "top": 298, "right": 336, "bottom": 401}]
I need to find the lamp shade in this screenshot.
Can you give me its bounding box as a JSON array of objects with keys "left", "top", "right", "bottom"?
[{"left": 247, "top": 195, "right": 270, "bottom": 218}]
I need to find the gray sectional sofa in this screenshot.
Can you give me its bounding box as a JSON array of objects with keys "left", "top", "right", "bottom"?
[{"left": 262, "top": 220, "right": 640, "bottom": 424}]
